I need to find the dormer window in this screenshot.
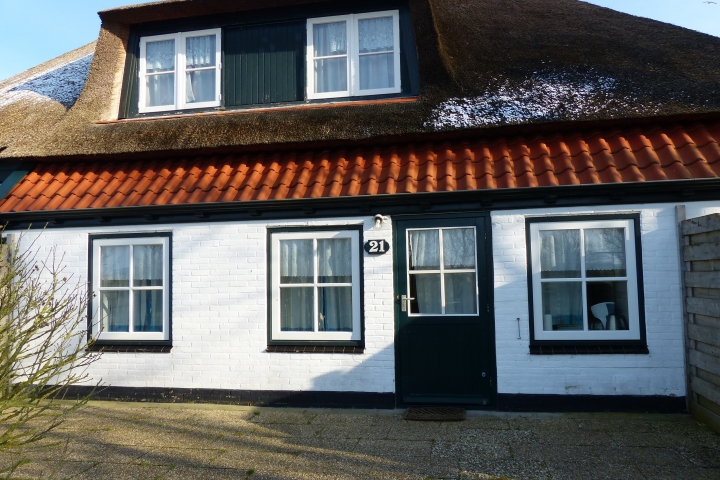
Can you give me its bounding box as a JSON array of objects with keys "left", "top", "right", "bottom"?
[
  {"left": 138, "top": 29, "right": 221, "bottom": 113},
  {"left": 121, "top": 6, "right": 418, "bottom": 118},
  {"left": 307, "top": 11, "right": 401, "bottom": 99}
]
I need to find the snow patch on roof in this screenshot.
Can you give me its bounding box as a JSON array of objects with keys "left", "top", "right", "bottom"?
[
  {"left": 427, "top": 71, "right": 663, "bottom": 129},
  {"left": 0, "top": 55, "right": 93, "bottom": 110}
]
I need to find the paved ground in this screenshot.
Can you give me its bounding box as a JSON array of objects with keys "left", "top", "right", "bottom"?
[{"left": 1, "top": 402, "right": 720, "bottom": 479}]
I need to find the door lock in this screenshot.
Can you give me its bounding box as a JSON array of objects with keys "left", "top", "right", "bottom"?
[{"left": 399, "top": 294, "right": 415, "bottom": 312}]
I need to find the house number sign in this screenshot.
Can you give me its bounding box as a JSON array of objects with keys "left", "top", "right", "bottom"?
[{"left": 364, "top": 239, "right": 390, "bottom": 255}]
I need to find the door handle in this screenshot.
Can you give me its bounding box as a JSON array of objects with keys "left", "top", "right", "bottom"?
[{"left": 399, "top": 294, "right": 415, "bottom": 312}]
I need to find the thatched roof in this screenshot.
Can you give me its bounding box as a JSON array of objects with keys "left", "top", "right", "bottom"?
[
  {"left": 0, "top": 43, "right": 95, "bottom": 158},
  {"left": 1, "top": 0, "right": 720, "bottom": 161}
]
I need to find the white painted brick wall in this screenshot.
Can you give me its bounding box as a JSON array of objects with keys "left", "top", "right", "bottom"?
[
  {"left": 490, "top": 202, "right": 716, "bottom": 397},
  {"left": 9, "top": 199, "right": 717, "bottom": 397},
  {"left": 10, "top": 217, "right": 395, "bottom": 393}
]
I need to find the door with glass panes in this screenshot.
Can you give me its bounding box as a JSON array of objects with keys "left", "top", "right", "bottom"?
[{"left": 394, "top": 215, "right": 495, "bottom": 406}]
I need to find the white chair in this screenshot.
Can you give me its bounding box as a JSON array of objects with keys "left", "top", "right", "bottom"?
[{"left": 590, "top": 302, "right": 614, "bottom": 330}]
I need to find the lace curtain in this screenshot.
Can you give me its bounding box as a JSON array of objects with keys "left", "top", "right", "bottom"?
[
  {"left": 146, "top": 40, "right": 175, "bottom": 72},
  {"left": 186, "top": 35, "right": 215, "bottom": 68},
  {"left": 358, "top": 17, "right": 393, "bottom": 53}
]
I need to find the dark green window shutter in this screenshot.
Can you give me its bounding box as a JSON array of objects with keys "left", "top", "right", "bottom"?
[{"left": 224, "top": 21, "right": 305, "bottom": 107}]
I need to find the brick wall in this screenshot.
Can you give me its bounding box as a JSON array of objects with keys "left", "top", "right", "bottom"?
[
  {"left": 491, "top": 204, "right": 687, "bottom": 397},
  {"left": 12, "top": 217, "right": 395, "bottom": 393},
  {"left": 9, "top": 201, "right": 718, "bottom": 399},
  {"left": 681, "top": 213, "right": 720, "bottom": 433}
]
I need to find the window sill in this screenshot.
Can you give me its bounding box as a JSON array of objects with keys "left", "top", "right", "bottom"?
[
  {"left": 102, "top": 96, "right": 419, "bottom": 124},
  {"left": 266, "top": 345, "right": 364, "bottom": 354},
  {"left": 529, "top": 344, "right": 649, "bottom": 355},
  {"left": 88, "top": 342, "right": 172, "bottom": 353}
]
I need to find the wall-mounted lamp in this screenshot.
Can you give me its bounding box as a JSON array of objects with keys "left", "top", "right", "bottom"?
[{"left": 373, "top": 214, "right": 388, "bottom": 230}]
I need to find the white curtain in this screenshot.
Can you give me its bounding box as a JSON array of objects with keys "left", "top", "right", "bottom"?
[
  {"left": 409, "top": 230, "right": 440, "bottom": 270},
  {"left": 280, "top": 288, "right": 313, "bottom": 331},
  {"left": 186, "top": 35, "right": 215, "bottom": 68},
  {"left": 146, "top": 40, "right": 175, "bottom": 107},
  {"left": 101, "top": 246, "right": 129, "bottom": 287},
  {"left": 280, "top": 240, "right": 314, "bottom": 331},
  {"left": 134, "top": 290, "right": 163, "bottom": 332},
  {"left": 318, "top": 239, "right": 351, "bottom": 283},
  {"left": 409, "top": 274, "right": 441, "bottom": 314},
  {"left": 280, "top": 240, "right": 313, "bottom": 283},
  {"left": 316, "top": 238, "right": 353, "bottom": 331},
  {"left": 318, "top": 287, "right": 352, "bottom": 331},
  {"left": 133, "top": 245, "right": 163, "bottom": 286},
  {"left": 540, "top": 230, "right": 581, "bottom": 278},
  {"left": 358, "top": 17, "right": 394, "bottom": 91},
  {"left": 314, "top": 21, "right": 347, "bottom": 93},
  {"left": 445, "top": 273, "right": 476, "bottom": 314},
  {"left": 147, "top": 40, "right": 175, "bottom": 72},
  {"left": 541, "top": 282, "right": 583, "bottom": 330},
  {"left": 101, "top": 291, "right": 129, "bottom": 332},
  {"left": 358, "top": 17, "right": 393, "bottom": 53},
  {"left": 185, "top": 35, "right": 216, "bottom": 103}
]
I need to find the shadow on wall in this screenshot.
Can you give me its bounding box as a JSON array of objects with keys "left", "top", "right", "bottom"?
[
  {"left": 64, "top": 346, "right": 397, "bottom": 409},
  {"left": 10, "top": 55, "right": 93, "bottom": 109}
]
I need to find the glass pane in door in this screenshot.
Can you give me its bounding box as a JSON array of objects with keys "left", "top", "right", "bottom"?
[
  {"left": 409, "top": 273, "right": 441, "bottom": 314},
  {"left": 443, "top": 228, "right": 475, "bottom": 269},
  {"left": 408, "top": 230, "right": 440, "bottom": 270}
]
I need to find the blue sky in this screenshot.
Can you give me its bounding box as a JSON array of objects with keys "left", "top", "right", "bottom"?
[{"left": 0, "top": 0, "right": 718, "bottom": 81}]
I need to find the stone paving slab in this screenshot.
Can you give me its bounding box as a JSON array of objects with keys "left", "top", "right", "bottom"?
[{"left": 1, "top": 401, "right": 719, "bottom": 479}]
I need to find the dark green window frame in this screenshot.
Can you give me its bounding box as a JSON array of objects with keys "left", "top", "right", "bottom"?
[
  {"left": 266, "top": 225, "right": 365, "bottom": 349},
  {"left": 119, "top": 1, "right": 419, "bottom": 119}
]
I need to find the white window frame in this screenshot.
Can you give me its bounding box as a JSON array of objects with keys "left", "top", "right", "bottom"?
[
  {"left": 529, "top": 219, "right": 642, "bottom": 341},
  {"left": 91, "top": 236, "right": 171, "bottom": 341},
  {"left": 138, "top": 29, "right": 222, "bottom": 113},
  {"left": 406, "top": 226, "right": 480, "bottom": 317},
  {"left": 306, "top": 10, "right": 401, "bottom": 100},
  {"left": 270, "top": 229, "right": 362, "bottom": 342}
]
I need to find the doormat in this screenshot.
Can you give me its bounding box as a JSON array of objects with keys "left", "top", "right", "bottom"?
[{"left": 403, "top": 407, "right": 466, "bottom": 421}]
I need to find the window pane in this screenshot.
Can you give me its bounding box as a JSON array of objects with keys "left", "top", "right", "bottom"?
[
  {"left": 186, "top": 35, "right": 216, "bottom": 68},
  {"left": 540, "top": 230, "right": 580, "bottom": 279},
  {"left": 358, "top": 17, "right": 394, "bottom": 53},
  {"left": 541, "top": 282, "right": 583, "bottom": 331},
  {"left": 280, "top": 240, "right": 313, "bottom": 283},
  {"left": 133, "top": 290, "right": 163, "bottom": 332},
  {"left": 133, "top": 245, "right": 163, "bottom": 287},
  {"left": 313, "top": 21, "right": 347, "bottom": 56},
  {"left": 359, "top": 53, "right": 395, "bottom": 90},
  {"left": 146, "top": 39, "right": 175, "bottom": 73},
  {"left": 318, "top": 238, "right": 352, "bottom": 283},
  {"left": 314, "top": 58, "right": 347, "bottom": 93},
  {"left": 585, "top": 228, "right": 627, "bottom": 278},
  {"left": 100, "top": 291, "right": 129, "bottom": 332},
  {"left": 409, "top": 273, "right": 441, "bottom": 314},
  {"left": 146, "top": 73, "right": 175, "bottom": 107},
  {"left": 444, "top": 273, "right": 477, "bottom": 314},
  {"left": 101, "top": 245, "right": 129, "bottom": 287},
  {"left": 318, "top": 287, "right": 353, "bottom": 331},
  {"left": 186, "top": 69, "right": 216, "bottom": 103},
  {"left": 280, "top": 287, "right": 314, "bottom": 331},
  {"left": 587, "top": 281, "right": 630, "bottom": 330},
  {"left": 409, "top": 230, "right": 440, "bottom": 270},
  {"left": 443, "top": 228, "right": 475, "bottom": 269}
]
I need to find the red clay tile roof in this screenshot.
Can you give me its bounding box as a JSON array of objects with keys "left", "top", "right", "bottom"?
[{"left": 2, "top": 122, "right": 719, "bottom": 213}]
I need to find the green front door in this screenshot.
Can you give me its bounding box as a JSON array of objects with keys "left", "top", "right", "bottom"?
[{"left": 394, "top": 214, "right": 495, "bottom": 407}]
